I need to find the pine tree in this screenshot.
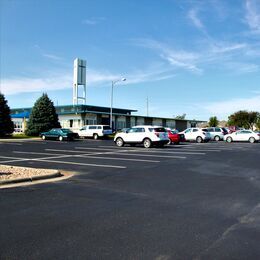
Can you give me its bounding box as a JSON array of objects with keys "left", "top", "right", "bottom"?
[
  {"left": 0, "top": 93, "right": 14, "bottom": 137},
  {"left": 25, "top": 93, "right": 61, "bottom": 136}
]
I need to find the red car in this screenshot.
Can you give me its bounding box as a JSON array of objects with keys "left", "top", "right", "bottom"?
[{"left": 167, "top": 129, "right": 185, "bottom": 144}]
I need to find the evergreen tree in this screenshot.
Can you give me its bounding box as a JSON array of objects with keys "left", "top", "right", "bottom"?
[
  {"left": 208, "top": 116, "right": 219, "bottom": 127},
  {"left": 25, "top": 93, "right": 61, "bottom": 136},
  {"left": 0, "top": 93, "right": 14, "bottom": 137}
]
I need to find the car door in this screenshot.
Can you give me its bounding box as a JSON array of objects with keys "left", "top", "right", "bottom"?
[
  {"left": 87, "top": 126, "right": 97, "bottom": 137},
  {"left": 183, "top": 128, "right": 192, "bottom": 140},
  {"left": 191, "top": 128, "right": 199, "bottom": 140},
  {"left": 78, "top": 126, "right": 87, "bottom": 137},
  {"left": 124, "top": 127, "right": 145, "bottom": 143}
]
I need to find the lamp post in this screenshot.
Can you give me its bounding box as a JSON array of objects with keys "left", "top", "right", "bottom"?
[{"left": 110, "top": 78, "right": 126, "bottom": 129}]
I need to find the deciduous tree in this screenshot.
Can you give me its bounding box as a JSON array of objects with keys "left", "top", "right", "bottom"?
[{"left": 228, "top": 110, "right": 259, "bottom": 130}]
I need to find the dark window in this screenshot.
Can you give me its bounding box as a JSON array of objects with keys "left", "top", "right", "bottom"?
[
  {"left": 150, "top": 127, "right": 166, "bottom": 132},
  {"left": 193, "top": 129, "right": 198, "bottom": 132},
  {"left": 69, "top": 120, "right": 73, "bottom": 128},
  {"left": 103, "top": 126, "right": 111, "bottom": 130},
  {"left": 215, "top": 128, "right": 221, "bottom": 132},
  {"left": 89, "top": 126, "right": 97, "bottom": 130},
  {"left": 97, "top": 126, "right": 102, "bottom": 129}
]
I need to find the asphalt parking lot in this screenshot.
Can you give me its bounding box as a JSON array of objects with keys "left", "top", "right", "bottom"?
[{"left": 0, "top": 139, "right": 260, "bottom": 259}]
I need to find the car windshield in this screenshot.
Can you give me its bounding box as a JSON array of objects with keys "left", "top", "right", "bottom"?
[{"left": 171, "top": 130, "right": 179, "bottom": 134}]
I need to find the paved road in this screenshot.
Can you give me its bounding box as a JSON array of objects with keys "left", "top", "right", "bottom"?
[{"left": 0, "top": 139, "right": 260, "bottom": 259}]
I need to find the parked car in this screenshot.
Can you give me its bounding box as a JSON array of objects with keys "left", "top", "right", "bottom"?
[
  {"left": 77, "top": 125, "right": 112, "bottom": 139},
  {"left": 114, "top": 125, "right": 169, "bottom": 148},
  {"left": 224, "top": 130, "right": 260, "bottom": 143},
  {"left": 40, "top": 128, "right": 78, "bottom": 141},
  {"left": 221, "top": 127, "right": 228, "bottom": 135},
  {"left": 180, "top": 128, "right": 211, "bottom": 143},
  {"left": 167, "top": 129, "right": 185, "bottom": 144},
  {"left": 205, "top": 127, "right": 225, "bottom": 141}
]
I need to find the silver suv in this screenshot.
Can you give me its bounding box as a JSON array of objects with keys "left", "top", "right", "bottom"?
[{"left": 205, "top": 127, "right": 224, "bottom": 141}]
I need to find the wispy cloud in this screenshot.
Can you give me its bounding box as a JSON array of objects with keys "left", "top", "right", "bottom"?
[
  {"left": 188, "top": 8, "right": 205, "bottom": 31},
  {"left": 203, "top": 95, "right": 260, "bottom": 119},
  {"left": 1, "top": 65, "right": 175, "bottom": 95},
  {"left": 42, "top": 53, "right": 63, "bottom": 61},
  {"left": 82, "top": 17, "right": 105, "bottom": 25},
  {"left": 132, "top": 39, "right": 202, "bottom": 74},
  {"left": 34, "top": 45, "right": 63, "bottom": 61},
  {"left": 245, "top": 0, "right": 260, "bottom": 34}
]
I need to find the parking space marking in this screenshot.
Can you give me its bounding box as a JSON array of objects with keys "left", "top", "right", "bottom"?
[
  {"left": 0, "top": 154, "right": 127, "bottom": 169},
  {"left": 13, "top": 151, "right": 160, "bottom": 163},
  {"left": 47, "top": 148, "right": 187, "bottom": 159},
  {"left": 97, "top": 145, "right": 219, "bottom": 153},
  {"left": 32, "top": 159, "right": 127, "bottom": 169},
  {"left": 0, "top": 142, "right": 22, "bottom": 146}
]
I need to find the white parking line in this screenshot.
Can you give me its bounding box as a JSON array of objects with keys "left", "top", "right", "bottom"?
[
  {"left": 0, "top": 142, "right": 22, "bottom": 146},
  {"left": 96, "top": 145, "right": 218, "bottom": 153},
  {"left": 47, "top": 148, "right": 186, "bottom": 159},
  {"left": 0, "top": 154, "right": 127, "bottom": 169},
  {"left": 13, "top": 151, "right": 160, "bottom": 163},
  {"left": 33, "top": 159, "right": 127, "bottom": 169}
]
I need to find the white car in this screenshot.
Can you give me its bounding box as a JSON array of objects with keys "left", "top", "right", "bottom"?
[
  {"left": 114, "top": 125, "right": 169, "bottom": 148},
  {"left": 224, "top": 130, "right": 260, "bottom": 143},
  {"left": 78, "top": 125, "right": 112, "bottom": 139},
  {"left": 180, "top": 128, "right": 211, "bottom": 143}
]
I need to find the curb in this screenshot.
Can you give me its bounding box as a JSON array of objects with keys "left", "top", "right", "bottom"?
[{"left": 0, "top": 171, "right": 62, "bottom": 186}]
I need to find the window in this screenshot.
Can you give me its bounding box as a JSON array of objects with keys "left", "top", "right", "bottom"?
[
  {"left": 207, "top": 128, "right": 214, "bottom": 132},
  {"left": 192, "top": 129, "right": 198, "bottom": 132},
  {"left": 185, "top": 129, "right": 191, "bottom": 133},
  {"left": 89, "top": 126, "right": 97, "bottom": 130},
  {"left": 215, "top": 128, "right": 221, "bottom": 132},
  {"left": 69, "top": 120, "right": 73, "bottom": 128},
  {"left": 97, "top": 126, "right": 102, "bottom": 129},
  {"left": 103, "top": 126, "right": 111, "bottom": 130}
]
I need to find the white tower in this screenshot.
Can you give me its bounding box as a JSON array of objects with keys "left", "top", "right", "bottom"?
[{"left": 73, "top": 58, "right": 86, "bottom": 105}]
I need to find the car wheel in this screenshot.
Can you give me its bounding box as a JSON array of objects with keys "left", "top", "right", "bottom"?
[
  {"left": 93, "top": 134, "right": 99, "bottom": 140},
  {"left": 249, "top": 137, "right": 255, "bottom": 143},
  {"left": 42, "top": 135, "right": 46, "bottom": 140},
  {"left": 143, "top": 138, "right": 152, "bottom": 148},
  {"left": 115, "top": 137, "right": 124, "bottom": 147},
  {"left": 214, "top": 135, "right": 220, "bottom": 141},
  {"left": 196, "top": 136, "right": 203, "bottom": 143},
  {"left": 58, "top": 136, "right": 63, "bottom": 141},
  {"left": 226, "top": 137, "right": 232, "bottom": 143}
]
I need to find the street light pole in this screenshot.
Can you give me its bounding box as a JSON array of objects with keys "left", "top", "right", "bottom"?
[{"left": 110, "top": 78, "right": 126, "bottom": 130}]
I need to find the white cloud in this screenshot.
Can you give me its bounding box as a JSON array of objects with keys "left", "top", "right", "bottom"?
[
  {"left": 82, "top": 17, "right": 105, "bottom": 25},
  {"left": 132, "top": 38, "right": 202, "bottom": 74},
  {"left": 42, "top": 53, "right": 63, "bottom": 61},
  {"left": 210, "top": 43, "right": 247, "bottom": 53},
  {"left": 1, "top": 66, "right": 175, "bottom": 95},
  {"left": 188, "top": 8, "right": 205, "bottom": 30},
  {"left": 204, "top": 95, "right": 260, "bottom": 119},
  {"left": 245, "top": 0, "right": 260, "bottom": 33}
]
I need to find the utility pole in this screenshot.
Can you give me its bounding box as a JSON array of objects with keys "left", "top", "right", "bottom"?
[{"left": 146, "top": 96, "right": 149, "bottom": 117}]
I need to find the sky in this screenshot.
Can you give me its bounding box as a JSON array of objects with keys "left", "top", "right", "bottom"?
[{"left": 0, "top": 0, "right": 260, "bottom": 121}]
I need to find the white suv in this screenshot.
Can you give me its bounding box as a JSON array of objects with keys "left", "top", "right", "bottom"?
[
  {"left": 180, "top": 128, "right": 211, "bottom": 143},
  {"left": 78, "top": 125, "right": 112, "bottom": 139},
  {"left": 114, "top": 125, "right": 169, "bottom": 148}
]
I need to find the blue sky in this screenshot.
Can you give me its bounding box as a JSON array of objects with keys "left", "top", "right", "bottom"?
[{"left": 1, "top": 0, "right": 260, "bottom": 120}]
